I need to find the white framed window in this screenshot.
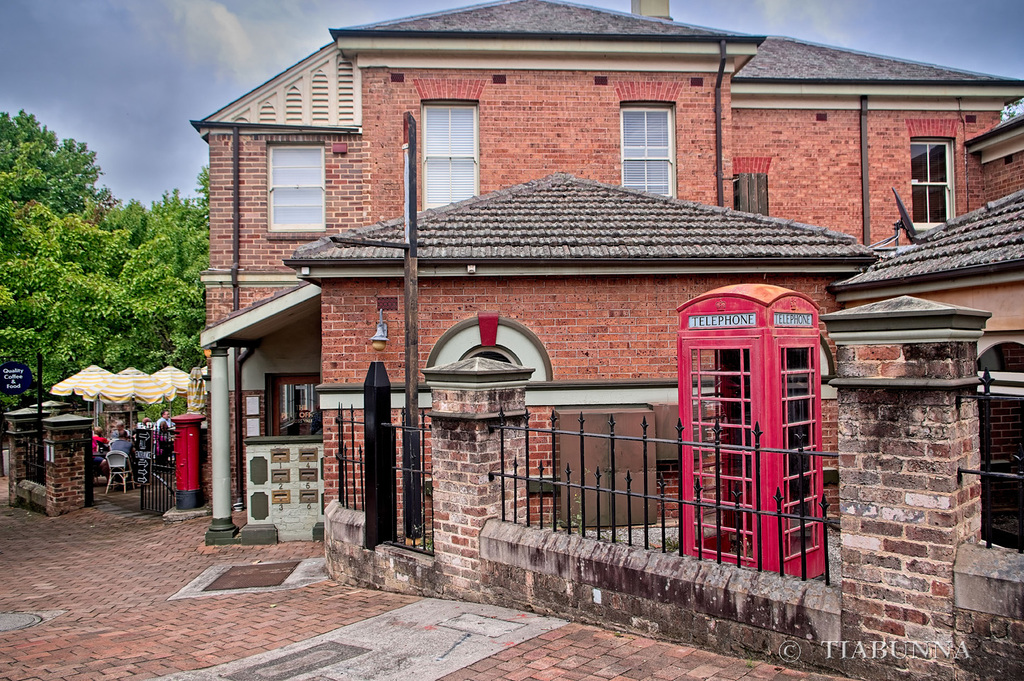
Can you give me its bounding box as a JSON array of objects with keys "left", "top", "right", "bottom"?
[
  {"left": 621, "top": 106, "right": 674, "bottom": 196},
  {"left": 423, "top": 104, "right": 478, "bottom": 207},
  {"left": 910, "top": 139, "right": 953, "bottom": 227},
  {"left": 269, "top": 146, "right": 325, "bottom": 231}
]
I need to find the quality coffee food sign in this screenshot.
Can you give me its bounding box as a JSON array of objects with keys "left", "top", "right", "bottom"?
[{"left": 1, "top": 362, "right": 33, "bottom": 396}]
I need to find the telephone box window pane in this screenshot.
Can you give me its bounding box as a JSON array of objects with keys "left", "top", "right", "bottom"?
[{"left": 785, "top": 347, "right": 809, "bottom": 371}]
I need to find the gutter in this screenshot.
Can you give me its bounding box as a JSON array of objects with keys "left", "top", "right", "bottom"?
[
  {"left": 190, "top": 120, "right": 360, "bottom": 135},
  {"left": 329, "top": 28, "right": 764, "bottom": 44},
  {"left": 715, "top": 39, "right": 726, "bottom": 207}
]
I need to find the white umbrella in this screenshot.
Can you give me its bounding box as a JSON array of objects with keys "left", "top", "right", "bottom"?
[
  {"left": 152, "top": 366, "right": 189, "bottom": 396},
  {"left": 50, "top": 365, "right": 114, "bottom": 397},
  {"left": 83, "top": 368, "right": 178, "bottom": 405}
]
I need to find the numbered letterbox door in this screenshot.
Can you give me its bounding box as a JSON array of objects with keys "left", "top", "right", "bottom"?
[{"left": 677, "top": 284, "right": 824, "bottom": 579}]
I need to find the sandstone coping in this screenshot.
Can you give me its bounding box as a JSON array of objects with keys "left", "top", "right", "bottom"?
[
  {"left": 954, "top": 542, "right": 1024, "bottom": 619},
  {"left": 822, "top": 295, "right": 990, "bottom": 346}
]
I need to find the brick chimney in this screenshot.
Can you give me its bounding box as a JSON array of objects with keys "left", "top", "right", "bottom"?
[{"left": 631, "top": 0, "right": 672, "bottom": 20}]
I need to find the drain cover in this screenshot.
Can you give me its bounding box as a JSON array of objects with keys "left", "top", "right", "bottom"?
[
  {"left": 0, "top": 613, "right": 42, "bottom": 632},
  {"left": 225, "top": 642, "right": 370, "bottom": 681},
  {"left": 205, "top": 562, "right": 301, "bottom": 591}
]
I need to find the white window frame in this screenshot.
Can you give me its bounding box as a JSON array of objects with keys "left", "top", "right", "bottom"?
[
  {"left": 910, "top": 138, "right": 954, "bottom": 229},
  {"left": 268, "top": 146, "right": 325, "bottom": 231},
  {"left": 621, "top": 106, "right": 675, "bottom": 197},
  {"left": 422, "top": 103, "right": 479, "bottom": 208}
]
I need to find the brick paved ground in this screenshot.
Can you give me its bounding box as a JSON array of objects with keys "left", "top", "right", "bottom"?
[{"left": 0, "top": 478, "right": 844, "bottom": 681}]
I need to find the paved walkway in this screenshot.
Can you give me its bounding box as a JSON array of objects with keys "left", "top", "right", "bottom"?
[{"left": 0, "top": 478, "right": 844, "bottom": 681}]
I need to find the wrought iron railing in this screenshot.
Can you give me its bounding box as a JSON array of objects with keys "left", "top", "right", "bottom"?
[
  {"left": 26, "top": 438, "right": 45, "bottom": 485},
  {"left": 959, "top": 370, "right": 1024, "bottom": 552},
  {"left": 490, "top": 408, "right": 835, "bottom": 584},
  {"left": 336, "top": 406, "right": 433, "bottom": 554}
]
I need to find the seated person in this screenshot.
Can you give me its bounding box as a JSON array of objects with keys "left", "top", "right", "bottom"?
[
  {"left": 108, "top": 430, "right": 133, "bottom": 456},
  {"left": 92, "top": 426, "right": 109, "bottom": 479}
]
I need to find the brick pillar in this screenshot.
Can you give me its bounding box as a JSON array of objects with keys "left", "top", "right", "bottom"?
[
  {"left": 42, "top": 414, "right": 93, "bottom": 516},
  {"left": 423, "top": 357, "right": 534, "bottom": 598},
  {"left": 4, "top": 407, "right": 41, "bottom": 501},
  {"left": 823, "top": 297, "right": 988, "bottom": 679}
]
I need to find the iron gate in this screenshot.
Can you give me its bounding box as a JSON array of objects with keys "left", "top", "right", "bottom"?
[{"left": 136, "top": 428, "right": 176, "bottom": 514}]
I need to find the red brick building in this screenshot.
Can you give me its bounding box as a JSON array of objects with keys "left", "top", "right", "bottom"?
[{"left": 192, "top": 0, "right": 1024, "bottom": 539}]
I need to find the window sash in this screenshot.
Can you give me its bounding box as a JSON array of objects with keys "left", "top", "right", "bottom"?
[
  {"left": 423, "top": 105, "right": 478, "bottom": 207},
  {"left": 622, "top": 108, "right": 673, "bottom": 196},
  {"left": 910, "top": 140, "right": 953, "bottom": 226},
  {"left": 270, "top": 147, "right": 324, "bottom": 230}
]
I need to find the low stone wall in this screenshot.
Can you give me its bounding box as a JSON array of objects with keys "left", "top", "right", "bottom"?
[
  {"left": 325, "top": 502, "right": 842, "bottom": 670},
  {"left": 954, "top": 543, "right": 1024, "bottom": 677}
]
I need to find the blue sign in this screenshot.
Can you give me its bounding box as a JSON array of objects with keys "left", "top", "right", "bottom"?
[{"left": 0, "top": 362, "right": 33, "bottom": 396}]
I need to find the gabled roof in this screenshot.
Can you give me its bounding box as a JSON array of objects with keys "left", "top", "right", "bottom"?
[
  {"left": 735, "top": 36, "right": 1020, "bottom": 84},
  {"left": 290, "top": 173, "right": 873, "bottom": 265},
  {"left": 833, "top": 189, "right": 1024, "bottom": 291},
  {"left": 331, "top": 0, "right": 757, "bottom": 42}
]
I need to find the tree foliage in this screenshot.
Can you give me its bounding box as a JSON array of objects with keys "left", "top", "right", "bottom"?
[{"left": 0, "top": 111, "right": 207, "bottom": 405}]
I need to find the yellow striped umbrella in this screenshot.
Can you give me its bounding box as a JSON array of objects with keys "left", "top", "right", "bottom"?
[
  {"left": 50, "top": 365, "right": 114, "bottom": 397},
  {"left": 186, "top": 367, "right": 207, "bottom": 414},
  {"left": 83, "top": 367, "right": 178, "bottom": 404},
  {"left": 153, "top": 366, "right": 189, "bottom": 396}
]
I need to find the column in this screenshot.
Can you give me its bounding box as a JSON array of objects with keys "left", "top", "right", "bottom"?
[
  {"left": 423, "top": 357, "right": 534, "bottom": 596},
  {"left": 206, "top": 346, "right": 238, "bottom": 544},
  {"left": 823, "top": 296, "right": 988, "bottom": 679},
  {"left": 42, "top": 414, "right": 93, "bottom": 516}
]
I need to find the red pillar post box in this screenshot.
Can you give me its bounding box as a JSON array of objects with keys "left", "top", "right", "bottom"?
[{"left": 172, "top": 413, "right": 204, "bottom": 510}]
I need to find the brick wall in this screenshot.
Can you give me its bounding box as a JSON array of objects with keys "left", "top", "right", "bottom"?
[
  {"left": 206, "top": 131, "right": 367, "bottom": 275},
  {"left": 320, "top": 272, "right": 841, "bottom": 386},
  {"left": 979, "top": 151, "right": 1024, "bottom": 203},
  {"left": 360, "top": 68, "right": 728, "bottom": 223},
  {"left": 732, "top": 109, "right": 999, "bottom": 244}
]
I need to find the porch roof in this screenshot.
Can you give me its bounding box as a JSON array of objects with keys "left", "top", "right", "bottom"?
[{"left": 200, "top": 283, "right": 321, "bottom": 348}]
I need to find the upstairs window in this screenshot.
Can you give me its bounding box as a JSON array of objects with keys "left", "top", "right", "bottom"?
[
  {"left": 423, "top": 104, "right": 478, "bottom": 207},
  {"left": 910, "top": 139, "right": 953, "bottom": 227},
  {"left": 269, "top": 147, "right": 324, "bottom": 231},
  {"left": 621, "top": 107, "right": 674, "bottom": 196}
]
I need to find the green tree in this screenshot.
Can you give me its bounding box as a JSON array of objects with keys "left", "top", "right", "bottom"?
[
  {"left": 0, "top": 110, "right": 112, "bottom": 215},
  {"left": 0, "top": 111, "right": 208, "bottom": 406}
]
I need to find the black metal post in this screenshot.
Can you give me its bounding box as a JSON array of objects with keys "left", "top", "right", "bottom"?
[{"left": 363, "top": 361, "right": 394, "bottom": 549}]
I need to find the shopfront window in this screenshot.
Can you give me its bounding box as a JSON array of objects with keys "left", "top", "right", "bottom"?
[{"left": 271, "top": 375, "right": 322, "bottom": 436}]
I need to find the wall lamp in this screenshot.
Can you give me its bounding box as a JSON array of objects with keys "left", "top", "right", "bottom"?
[{"left": 370, "top": 309, "right": 389, "bottom": 352}]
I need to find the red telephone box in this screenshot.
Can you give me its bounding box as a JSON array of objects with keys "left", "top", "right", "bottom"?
[{"left": 677, "top": 284, "right": 824, "bottom": 579}]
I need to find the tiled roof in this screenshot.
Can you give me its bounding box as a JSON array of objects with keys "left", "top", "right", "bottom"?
[
  {"left": 334, "top": 0, "right": 750, "bottom": 39},
  {"left": 291, "top": 174, "right": 873, "bottom": 263},
  {"left": 834, "top": 189, "right": 1024, "bottom": 290},
  {"left": 735, "top": 36, "right": 1017, "bottom": 83}
]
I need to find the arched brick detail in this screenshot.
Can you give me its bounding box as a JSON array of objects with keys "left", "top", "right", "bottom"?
[
  {"left": 614, "top": 81, "right": 682, "bottom": 103},
  {"left": 733, "top": 157, "right": 772, "bottom": 173},
  {"left": 905, "top": 118, "right": 960, "bottom": 138},
  {"left": 414, "top": 78, "right": 487, "bottom": 101}
]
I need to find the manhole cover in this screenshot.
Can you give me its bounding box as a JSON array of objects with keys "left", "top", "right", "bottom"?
[
  {"left": 0, "top": 612, "right": 42, "bottom": 632},
  {"left": 205, "top": 562, "right": 301, "bottom": 591}
]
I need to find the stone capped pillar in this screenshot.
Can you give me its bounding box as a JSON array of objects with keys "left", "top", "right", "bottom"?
[
  {"left": 4, "top": 407, "right": 42, "bottom": 501},
  {"left": 823, "top": 296, "right": 988, "bottom": 679},
  {"left": 422, "top": 357, "right": 534, "bottom": 597},
  {"left": 42, "top": 414, "right": 93, "bottom": 516}
]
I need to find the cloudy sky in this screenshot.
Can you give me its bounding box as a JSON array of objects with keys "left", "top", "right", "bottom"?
[{"left": 2, "top": 0, "right": 1022, "bottom": 205}]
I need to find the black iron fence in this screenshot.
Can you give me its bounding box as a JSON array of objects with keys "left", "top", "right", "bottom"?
[
  {"left": 136, "top": 428, "right": 176, "bottom": 514},
  {"left": 490, "top": 408, "right": 835, "bottom": 584},
  {"left": 959, "top": 370, "right": 1024, "bottom": 552},
  {"left": 336, "top": 404, "right": 433, "bottom": 554},
  {"left": 26, "top": 438, "right": 45, "bottom": 485}
]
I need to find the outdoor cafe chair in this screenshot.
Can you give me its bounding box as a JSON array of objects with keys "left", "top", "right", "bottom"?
[{"left": 105, "top": 451, "right": 132, "bottom": 493}]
